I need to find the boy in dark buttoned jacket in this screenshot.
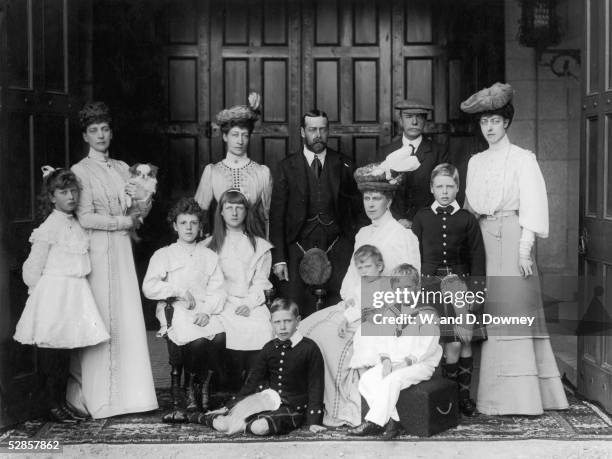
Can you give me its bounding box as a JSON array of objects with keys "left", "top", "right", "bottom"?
[
  {"left": 411, "top": 163, "right": 486, "bottom": 416},
  {"left": 200, "top": 298, "right": 326, "bottom": 436}
]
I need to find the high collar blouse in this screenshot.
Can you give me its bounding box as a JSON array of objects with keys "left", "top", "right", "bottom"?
[{"left": 465, "top": 135, "right": 549, "bottom": 238}]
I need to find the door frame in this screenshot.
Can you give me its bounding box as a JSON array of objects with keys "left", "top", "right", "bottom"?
[{"left": 577, "top": 0, "right": 612, "bottom": 413}]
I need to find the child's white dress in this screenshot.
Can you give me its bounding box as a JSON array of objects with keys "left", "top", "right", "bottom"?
[
  {"left": 205, "top": 233, "right": 274, "bottom": 351},
  {"left": 13, "top": 210, "right": 110, "bottom": 348}
]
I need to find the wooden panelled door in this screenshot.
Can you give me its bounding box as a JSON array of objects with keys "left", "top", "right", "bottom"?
[
  {"left": 209, "top": 0, "right": 302, "bottom": 178},
  {"left": 162, "top": 0, "right": 456, "bottom": 187},
  {"left": 300, "top": 0, "right": 393, "bottom": 165},
  {"left": 0, "top": 0, "right": 86, "bottom": 424},
  {"left": 207, "top": 0, "right": 398, "bottom": 173},
  {"left": 578, "top": 0, "right": 612, "bottom": 413}
]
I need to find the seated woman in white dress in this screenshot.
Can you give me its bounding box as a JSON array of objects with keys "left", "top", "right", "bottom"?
[
  {"left": 205, "top": 189, "right": 274, "bottom": 390},
  {"left": 298, "top": 163, "right": 421, "bottom": 427}
]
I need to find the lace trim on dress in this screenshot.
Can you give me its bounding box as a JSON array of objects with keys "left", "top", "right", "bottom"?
[
  {"left": 108, "top": 231, "right": 120, "bottom": 409},
  {"left": 29, "top": 226, "right": 89, "bottom": 254}
]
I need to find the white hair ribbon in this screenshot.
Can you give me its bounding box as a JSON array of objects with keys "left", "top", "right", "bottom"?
[{"left": 41, "top": 165, "right": 57, "bottom": 178}]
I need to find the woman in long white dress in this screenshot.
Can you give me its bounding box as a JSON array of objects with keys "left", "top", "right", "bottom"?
[
  {"left": 298, "top": 164, "right": 421, "bottom": 427},
  {"left": 67, "top": 102, "right": 158, "bottom": 419},
  {"left": 195, "top": 93, "right": 272, "bottom": 238},
  {"left": 205, "top": 189, "right": 274, "bottom": 389},
  {"left": 461, "top": 83, "right": 568, "bottom": 415}
]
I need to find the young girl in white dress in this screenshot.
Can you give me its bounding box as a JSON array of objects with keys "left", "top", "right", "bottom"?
[
  {"left": 205, "top": 189, "right": 274, "bottom": 389},
  {"left": 14, "top": 167, "right": 110, "bottom": 421}
]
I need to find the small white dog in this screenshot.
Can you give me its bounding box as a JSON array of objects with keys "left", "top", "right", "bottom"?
[
  {"left": 126, "top": 163, "right": 158, "bottom": 240},
  {"left": 127, "top": 163, "right": 158, "bottom": 207}
]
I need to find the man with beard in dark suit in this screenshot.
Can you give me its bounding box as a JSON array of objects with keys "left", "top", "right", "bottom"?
[
  {"left": 376, "top": 99, "right": 448, "bottom": 228},
  {"left": 270, "top": 110, "right": 363, "bottom": 318}
]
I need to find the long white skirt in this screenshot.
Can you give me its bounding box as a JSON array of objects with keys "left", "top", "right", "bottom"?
[
  {"left": 299, "top": 303, "right": 362, "bottom": 427},
  {"left": 67, "top": 230, "right": 158, "bottom": 419},
  {"left": 476, "top": 215, "right": 568, "bottom": 415}
]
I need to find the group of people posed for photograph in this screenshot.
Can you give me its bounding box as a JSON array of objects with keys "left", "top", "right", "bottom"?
[{"left": 13, "top": 81, "right": 570, "bottom": 440}]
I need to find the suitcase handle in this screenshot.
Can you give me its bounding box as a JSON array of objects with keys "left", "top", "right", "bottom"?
[{"left": 436, "top": 403, "right": 453, "bottom": 415}]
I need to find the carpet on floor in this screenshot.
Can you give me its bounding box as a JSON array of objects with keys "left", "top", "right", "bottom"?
[{"left": 1, "top": 389, "right": 611, "bottom": 443}]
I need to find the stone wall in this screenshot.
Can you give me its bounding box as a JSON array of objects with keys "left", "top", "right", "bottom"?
[{"left": 505, "top": 0, "right": 582, "bottom": 322}]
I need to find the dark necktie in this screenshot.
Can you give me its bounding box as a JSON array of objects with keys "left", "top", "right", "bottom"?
[
  {"left": 436, "top": 205, "right": 452, "bottom": 215},
  {"left": 311, "top": 155, "right": 322, "bottom": 178},
  {"left": 408, "top": 144, "right": 415, "bottom": 156}
]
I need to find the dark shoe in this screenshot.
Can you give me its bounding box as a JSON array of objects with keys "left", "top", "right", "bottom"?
[
  {"left": 60, "top": 401, "right": 88, "bottom": 421},
  {"left": 459, "top": 397, "right": 477, "bottom": 417},
  {"left": 49, "top": 406, "right": 76, "bottom": 423},
  {"left": 382, "top": 419, "right": 402, "bottom": 440},
  {"left": 348, "top": 421, "right": 384, "bottom": 436},
  {"left": 186, "top": 411, "right": 207, "bottom": 424},
  {"left": 187, "top": 412, "right": 223, "bottom": 429},
  {"left": 162, "top": 409, "right": 188, "bottom": 423}
]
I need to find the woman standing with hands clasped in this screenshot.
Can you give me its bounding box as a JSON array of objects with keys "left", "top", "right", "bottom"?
[{"left": 461, "top": 83, "right": 568, "bottom": 415}]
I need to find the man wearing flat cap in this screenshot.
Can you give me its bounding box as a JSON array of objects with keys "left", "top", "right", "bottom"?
[{"left": 376, "top": 99, "right": 448, "bottom": 228}]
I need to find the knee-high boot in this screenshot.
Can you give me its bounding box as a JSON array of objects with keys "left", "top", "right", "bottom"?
[
  {"left": 185, "top": 372, "right": 201, "bottom": 412},
  {"left": 170, "top": 366, "right": 182, "bottom": 410},
  {"left": 200, "top": 369, "right": 214, "bottom": 412},
  {"left": 162, "top": 365, "right": 188, "bottom": 423},
  {"left": 457, "top": 357, "right": 476, "bottom": 416}
]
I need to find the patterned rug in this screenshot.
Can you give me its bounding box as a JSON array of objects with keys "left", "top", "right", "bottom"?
[{"left": 2, "top": 389, "right": 612, "bottom": 444}]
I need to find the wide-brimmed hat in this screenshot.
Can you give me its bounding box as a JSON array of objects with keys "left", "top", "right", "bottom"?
[
  {"left": 354, "top": 162, "right": 404, "bottom": 192},
  {"left": 216, "top": 105, "right": 259, "bottom": 126},
  {"left": 216, "top": 92, "right": 261, "bottom": 127},
  {"left": 460, "top": 82, "right": 514, "bottom": 114}
]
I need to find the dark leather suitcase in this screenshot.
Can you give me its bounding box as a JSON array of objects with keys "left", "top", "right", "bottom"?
[{"left": 395, "top": 377, "right": 459, "bottom": 437}]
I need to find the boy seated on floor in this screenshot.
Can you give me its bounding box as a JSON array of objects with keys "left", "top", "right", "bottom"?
[
  {"left": 191, "top": 298, "right": 327, "bottom": 436},
  {"left": 349, "top": 263, "right": 443, "bottom": 440}
]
